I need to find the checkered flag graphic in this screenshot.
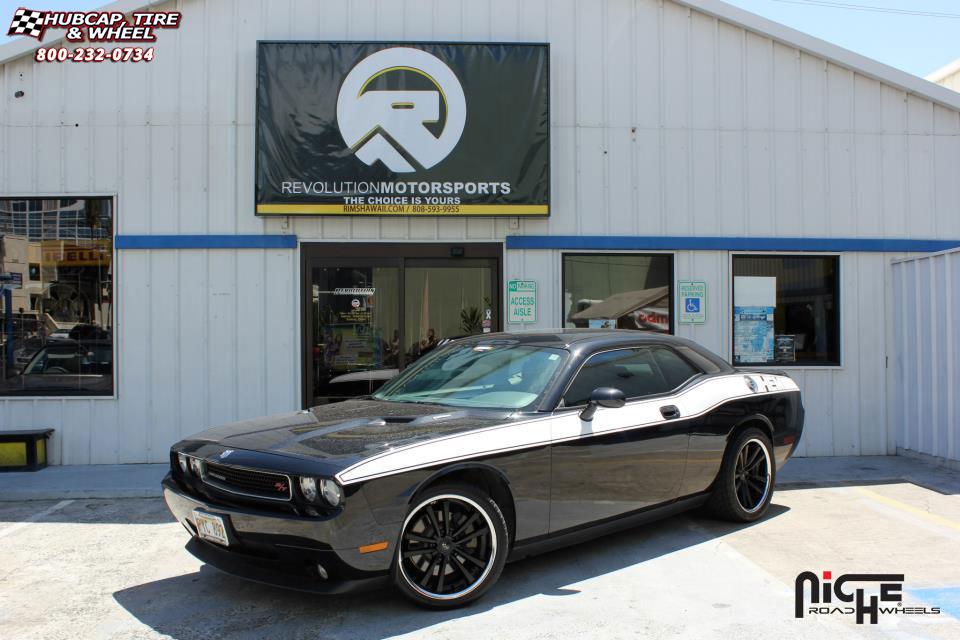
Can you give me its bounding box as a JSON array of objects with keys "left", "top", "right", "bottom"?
[{"left": 7, "top": 8, "right": 46, "bottom": 39}]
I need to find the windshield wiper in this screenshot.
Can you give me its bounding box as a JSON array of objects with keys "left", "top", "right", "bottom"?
[{"left": 393, "top": 398, "right": 447, "bottom": 406}]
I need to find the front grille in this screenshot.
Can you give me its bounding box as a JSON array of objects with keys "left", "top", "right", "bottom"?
[{"left": 202, "top": 461, "right": 293, "bottom": 502}]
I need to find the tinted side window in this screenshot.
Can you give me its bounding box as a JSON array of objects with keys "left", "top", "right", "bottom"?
[
  {"left": 563, "top": 348, "right": 673, "bottom": 406},
  {"left": 674, "top": 345, "right": 723, "bottom": 374},
  {"left": 651, "top": 347, "right": 701, "bottom": 389}
]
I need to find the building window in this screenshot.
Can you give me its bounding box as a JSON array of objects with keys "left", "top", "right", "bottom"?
[
  {"left": 732, "top": 255, "right": 840, "bottom": 366},
  {"left": 562, "top": 254, "right": 673, "bottom": 332},
  {"left": 0, "top": 197, "right": 114, "bottom": 396}
]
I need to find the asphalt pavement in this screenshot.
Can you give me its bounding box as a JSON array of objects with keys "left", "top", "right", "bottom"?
[{"left": 0, "top": 457, "right": 958, "bottom": 639}]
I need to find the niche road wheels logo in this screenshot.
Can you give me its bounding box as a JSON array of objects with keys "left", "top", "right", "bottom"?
[
  {"left": 795, "top": 571, "right": 941, "bottom": 625},
  {"left": 336, "top": 47, "right": 466, "bottom": 173}
]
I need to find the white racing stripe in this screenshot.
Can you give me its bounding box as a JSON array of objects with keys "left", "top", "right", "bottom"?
[
  {"left": 0, "top": 499, "right": 74, "bottom": 539},
  {"left": 337, "top": 373, "right": 798, "bottom": 485}
]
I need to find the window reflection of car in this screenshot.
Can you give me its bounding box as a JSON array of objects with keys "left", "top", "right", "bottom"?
[
  {"left": 570, "top": 286, "right": 671, "bottom": 332},
  {"left": 11, "top": 335, "right": 76, "bottom": 374},
  {"left": 67, "top": 323, "right": 110, "bottom": 340},
  {"left": 323, "top": 338, "right": 462, "bottom": 401},
  {"left": 2, "top": 341, "right": 112, "bottom": 395},
  {"left": 326, "top": 368, "right": 399, "bottom": 398}
]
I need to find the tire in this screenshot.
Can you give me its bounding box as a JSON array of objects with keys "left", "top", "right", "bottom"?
[
  {"left": 393, "top": 483, "right": 509, "bottom": 608},
  {"left": 706, "top": 427, "right": 775, "bottom": 522}
]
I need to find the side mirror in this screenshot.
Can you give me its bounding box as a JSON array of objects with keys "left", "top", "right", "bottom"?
[{"left": 579, "top": 387, "right": 626, "bottom": 422}]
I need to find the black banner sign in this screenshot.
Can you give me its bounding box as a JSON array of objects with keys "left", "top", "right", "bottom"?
[{"left": 256, "top": 42, "right": 549, "bottom": 217}]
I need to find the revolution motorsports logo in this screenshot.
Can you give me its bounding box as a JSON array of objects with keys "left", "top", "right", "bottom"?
[
  {"left": 336, "top": 47, "right": 466, "bottom": 173},
  {"left": 255, "top": 41, "right": 549, "bottom": 216},
  {"left": 795, "top": 571, "right": 941, "bottom": 625}
]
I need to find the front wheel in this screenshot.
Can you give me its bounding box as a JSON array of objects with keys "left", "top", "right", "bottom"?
[
  {"left": 706, "top": 427, "right": 775, "bottom": 522},
  {"left": 393, "top": 483, "right": 508, "bottom": 608}
]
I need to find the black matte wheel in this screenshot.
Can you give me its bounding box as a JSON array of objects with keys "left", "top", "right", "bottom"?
[
  {"left": 706, "top": 427, "right": 775, "bottom": 522},
  {"left": 393, "top": 483, "right": 508, "bottom": 608}
]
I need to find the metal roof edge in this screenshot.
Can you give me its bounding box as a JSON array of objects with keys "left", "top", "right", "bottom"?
[
  {"left": 674, "top": 0, "right": 960, "bottom": 112},
  {"left": 1, "top": 0, "right": 958, "bottom": 112}
]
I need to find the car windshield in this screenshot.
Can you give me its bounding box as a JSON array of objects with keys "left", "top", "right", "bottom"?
[{"left": 373, "top": 343, "right": 568, "bottom": 410}]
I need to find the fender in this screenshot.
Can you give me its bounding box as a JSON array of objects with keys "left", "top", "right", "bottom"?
[
  {"left": 729, "top": 413, "right": 775, "bottom": 442},
  {"left": 407, "top": 461, "right": 514, "bottom": 505}
]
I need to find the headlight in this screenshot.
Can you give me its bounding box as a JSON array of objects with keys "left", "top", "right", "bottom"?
[
  {"left": 189, "top": 457, "right": 205, "bottom": 477},
  {"left": 299, "top": 477, "right": 343, "bottom": 507},
  {"left": 177, "top": 453, "right": 189, "bottom": 474},
  {"left": 300, "top": 477, "right": 319, "bottom": 502},
  {"left": 320, "top": 479, "right": 343, "bottom": 507}
]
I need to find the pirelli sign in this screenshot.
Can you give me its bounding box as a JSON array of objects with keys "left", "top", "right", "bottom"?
[
  {"left": 255, "top": 42, "right": 550, "bottom": 217},
  {"left": 41, "top": 240, "right": 111, "bottom": 266}
]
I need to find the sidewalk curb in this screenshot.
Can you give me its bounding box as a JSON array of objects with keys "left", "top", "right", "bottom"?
[
  {"left": 0, "top": 488, "right": 163, "bottom": 502},
  {"left": 0, "top": 463, "right": 168, "bottom": 502}
]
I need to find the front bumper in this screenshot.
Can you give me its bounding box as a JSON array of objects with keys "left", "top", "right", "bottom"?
[{"left": 162, "top": 474, "right": 396, "bottom": 594}]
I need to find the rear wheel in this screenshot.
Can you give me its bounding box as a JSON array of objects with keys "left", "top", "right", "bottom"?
[
  {"left": 706, "top": 427, "right": 775, "bottom": 522},
  {"left": 393, "top": 483, "right": 508, "bottom": 608}
]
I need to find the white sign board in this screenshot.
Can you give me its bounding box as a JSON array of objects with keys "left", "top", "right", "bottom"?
[
  {"left": 678, "top": 281, "right": 706, "bottom": 324},
  {"left": 734, "top": 276, "right": 776, "bottom": 308},
  {"left": 507, "top": 280, "right": 537, "bottom": 323}
]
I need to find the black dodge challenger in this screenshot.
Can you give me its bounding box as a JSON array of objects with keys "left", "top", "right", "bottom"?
[{"left": 163, "top": 330, "right": 803, "bottom": 607}]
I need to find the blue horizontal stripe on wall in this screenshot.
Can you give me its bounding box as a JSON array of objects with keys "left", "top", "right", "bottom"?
[
  {"left": 505, "top": 235, "right": 960, "bottom": 253},
  {"left": 115, "top": 235, "right": 297, "bottom": 249}
]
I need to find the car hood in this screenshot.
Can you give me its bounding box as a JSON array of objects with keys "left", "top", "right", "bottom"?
[{"left": 187, "top": 399, "right": 514, "bottom": 464}]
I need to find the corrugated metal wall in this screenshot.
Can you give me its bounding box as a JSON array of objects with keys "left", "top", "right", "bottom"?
[
  {"left": 892, "top": 249, "right": 959, "bottom": 462},
  {"left": 1, "top": 0, "right": 959, "bottom": 462}
]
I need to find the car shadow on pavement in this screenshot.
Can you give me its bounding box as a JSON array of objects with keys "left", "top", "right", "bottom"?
[{"left": 112, "top": 504, "right": 789, "bottom": 640}]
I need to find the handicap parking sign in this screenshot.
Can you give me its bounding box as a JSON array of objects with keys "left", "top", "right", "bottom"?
[{"left": 678, "top": 281, "right": 706, "bottom": 324}]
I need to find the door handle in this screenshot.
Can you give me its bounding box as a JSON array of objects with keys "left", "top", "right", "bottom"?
[{"left": 660, "top": 405, "right": 681, "bottom": 420}]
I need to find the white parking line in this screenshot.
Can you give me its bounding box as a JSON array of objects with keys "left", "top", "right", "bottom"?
[{"left": 0, "top": 500, "right": 73, "bottom": 539}]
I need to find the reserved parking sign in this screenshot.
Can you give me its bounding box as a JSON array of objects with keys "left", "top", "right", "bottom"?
[{"left": 678, "top": 281, "right": 706, "bottom": 324}]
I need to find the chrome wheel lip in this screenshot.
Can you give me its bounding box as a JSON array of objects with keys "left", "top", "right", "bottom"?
[
  {"left": 398, "top": 493, "right": 498, "bottom": 601},
  {"left": 735, "top": 438, "right": 772, "bottom": 514}
]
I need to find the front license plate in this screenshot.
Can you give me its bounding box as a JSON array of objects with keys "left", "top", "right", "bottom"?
[{"left": 193, "top": 510, "right": 229, "bottom": 546}]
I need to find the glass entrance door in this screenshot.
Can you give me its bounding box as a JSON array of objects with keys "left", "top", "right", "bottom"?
[
  {"left": 403, "top": 260, "right": 497, "bottom": 366},
  {"left": 303, "top": 245, "right": 502, "bottom": 406},
  {"left": 309, "top": 262, "right": 400, "bottom": 404}
]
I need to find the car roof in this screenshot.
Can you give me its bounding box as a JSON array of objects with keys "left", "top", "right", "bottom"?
[
  {"left": 36, "top": 339, "right": 111, "bottom": 350},
  {"left": 457, "top": 329, "right": 684, "bottom": 349},
  {"left": 452, "top": 329, "right": 735, "bottom": 373}
]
